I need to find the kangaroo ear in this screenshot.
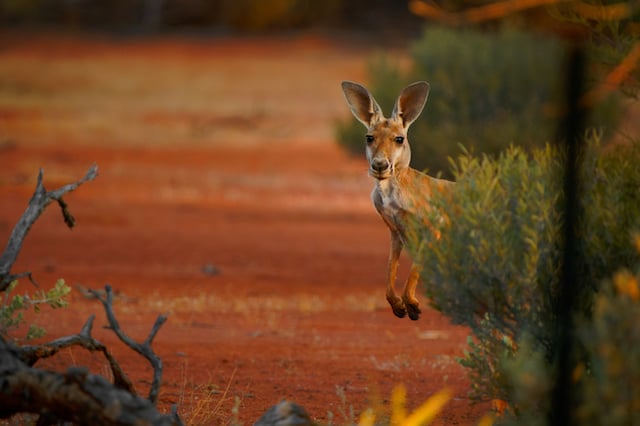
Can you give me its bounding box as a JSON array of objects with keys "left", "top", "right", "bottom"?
[
  {"left": 341, "top": 81, "right": 383, "bottom": 127},
  {"left": 392, "top": 81, "right": 430, "bottom": 128}
]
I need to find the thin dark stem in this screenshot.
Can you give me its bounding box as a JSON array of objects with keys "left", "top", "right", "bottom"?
[{"left": 550, "top": 44, "right": 588, "bottom": 426}]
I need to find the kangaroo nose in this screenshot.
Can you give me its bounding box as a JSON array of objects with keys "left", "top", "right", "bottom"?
[{"left": 371, "top": 159, "right": 390, "bottom": 173}]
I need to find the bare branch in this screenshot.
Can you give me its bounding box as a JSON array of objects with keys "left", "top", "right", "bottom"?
[
  {"left": 0, "top": 336, "right": 181, "bottom": 425},
  {"left": 1, "top": 286, "right": 181, "bottom": 424},
  {"left": 17, "top": 314, "right": 136, "bottom": 395},
  {"left": 0, "top": 166, "right": 181, "bottom": 423},
  {"left": 0, "top": 165, "right": 98, "bottom": 291},
  {"left": 90, "top": 285, "right": 167, "bottom": 404}
]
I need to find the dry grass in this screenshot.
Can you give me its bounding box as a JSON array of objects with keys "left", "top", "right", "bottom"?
[
  {"left": 177, "top": 359, "right": 241, "bottom": 426},
  {"left": 142, "top": 291, "right": 384, "bottom": 316}
]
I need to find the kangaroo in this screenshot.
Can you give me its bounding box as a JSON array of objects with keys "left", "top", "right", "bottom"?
[{"left": 341, "top": 81, "right": 454, "bottom": 320}]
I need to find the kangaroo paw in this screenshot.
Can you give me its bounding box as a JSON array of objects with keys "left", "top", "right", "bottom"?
[
  {"left": 392, "top": 305, "right": 407, "bottom": 318},
  {"left": 387, "top": 297, "right": 407, "bottom": 318},
  {"left": 405, "top": 301, "right": 421, "bottom": 321}
]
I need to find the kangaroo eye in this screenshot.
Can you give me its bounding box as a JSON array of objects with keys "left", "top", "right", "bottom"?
[
  {"left": 365, "top": 135, "right": 374, "bottom": 144},
  {"left": 395, "top": 136, "right": 405, "bottom": 144}
]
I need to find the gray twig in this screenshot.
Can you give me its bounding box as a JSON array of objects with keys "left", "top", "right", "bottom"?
[
  {"left": 18, "top": 314, "right": 136, "bottom": 395},
  {"left": 0, "top": 165, "right": 98, "bottom": 291},
  {"left": 90, "top": 285, "right": 168, "bottom": 404}
]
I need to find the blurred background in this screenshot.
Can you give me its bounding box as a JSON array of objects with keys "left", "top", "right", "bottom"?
[
  {"left": 0, "top": 1, "right": 638, "bottom": 424},
  {"left": 0, "top": 0, "right": 423, "bottom": 35},
  {"left": 2, "top": 0, "right": 636, "bottom": 175}
]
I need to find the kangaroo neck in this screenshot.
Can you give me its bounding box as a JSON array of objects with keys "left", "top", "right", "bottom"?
[
  {"left": 376, "top": 166, "right": 413, "bottom": 184},
  {"left": 375, "top": 167, "right": 414, "bottom": 197}
]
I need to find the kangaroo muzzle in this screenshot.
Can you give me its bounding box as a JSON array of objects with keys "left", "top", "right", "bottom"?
[{"left": 370, "top": 157, "right": 392, "bottom": 179}]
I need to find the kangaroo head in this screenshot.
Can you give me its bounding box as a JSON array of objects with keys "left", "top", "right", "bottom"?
[{"left": 341, "top": 81, "right": 429, "bottom": 180}]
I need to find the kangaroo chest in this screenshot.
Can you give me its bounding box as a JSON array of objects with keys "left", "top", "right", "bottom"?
[{"left": 372, "top": 179, "right": 415, "bottom": 235}]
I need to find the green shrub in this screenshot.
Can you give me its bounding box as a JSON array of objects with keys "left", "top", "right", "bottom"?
[
  {"left": 497, "top": 253, "right": 640, "bottom": 426},
  {"left": 580, "top": 139, "right": 640, "bottom": 283},
  {"left": 575, "top": 264, "right": 640, "bottom": 425},
  {"left": 336, "top": 26, "right": 620, "bottom": 179},
  {"left": 409, "top": 142, "right": 565, "bottom": 408},
  {"left": 407, "top": 132, "right": 640, "bottom": 420},
  {"left": 1, "top": 279, "right": 71, "bottom": 342}
]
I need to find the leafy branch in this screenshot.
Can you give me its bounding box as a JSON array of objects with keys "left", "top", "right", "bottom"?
[{"left": 1, "top": 279, "right": 71, "bottom": 341}]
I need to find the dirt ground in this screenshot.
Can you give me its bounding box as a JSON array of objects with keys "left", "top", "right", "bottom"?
[{"left": 0, "top": 32, "right": 490, "bottom": 425}]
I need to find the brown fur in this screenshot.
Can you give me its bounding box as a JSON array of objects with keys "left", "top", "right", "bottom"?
[{"left": 341, "top": 81, "right": 454, "bottom": 320}]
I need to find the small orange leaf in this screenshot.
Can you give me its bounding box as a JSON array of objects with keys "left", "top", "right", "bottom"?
[
  {"left": 358, "top": 408, "right": 376, "bottom": 426},
  {"left": 391, "top": 384, "right": 408, "bottom": 425},
  {"left": 613, "top": 270, "right": 640, "bottom": 301},
  {"left": 477, "top": 413, "right": 496, "bottom": 426},
  {"left": 402, "top": 388, "right": 452, "bottom": 426},
  {"left": 572, "top": 362, "right": 585, "bottom": 383},
  {"left": 491, "top": 399, "right": 509, "bottom": 415}
]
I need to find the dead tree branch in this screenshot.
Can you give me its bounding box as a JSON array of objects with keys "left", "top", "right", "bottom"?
[
  {"left": 0, "top": 335, "right": 180, "bottom": 425},
  {"left": 0, "top": 167, "right": 182, "bottom": 424},
  {"left": 0, "top": 284, "right": 181, "bottom": 424},
  {"left": 90, "top": 285, "right": 168, "bottom": 404},
  {"left": 0, "top": 165, "right": 99, "bottom": 291},
  {"left": 17, "top": 314, "right": 136, "bottom": 394}
]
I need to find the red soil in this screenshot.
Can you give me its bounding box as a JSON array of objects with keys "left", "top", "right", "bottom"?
[{"left": 0, "top": 32, "right": 489, "bottom": 425}]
